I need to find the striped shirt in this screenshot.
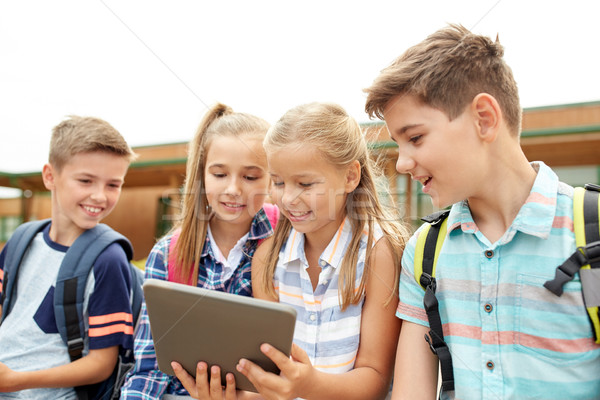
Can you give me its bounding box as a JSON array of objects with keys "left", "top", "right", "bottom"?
[
  {"left": 397, "top": 162, "right": 600, "bottom": 400},
  {"left": 274, "top": 218, "right": 382, "bottom": 374},
  {"left": 120, "top": 208, "right": 274, "bottom": 399}
]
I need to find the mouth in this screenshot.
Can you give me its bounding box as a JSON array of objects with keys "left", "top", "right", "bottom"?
[
  {"left": 414, "top": 176, "right": 432, "bottom": 193},
  {"left": 82, "top": 205, "right": 103, "bottom": 215},
  {"left": 414, "top": 176, "right": 431, "bottom": 186},
  {"left": 286, "top": 209, "right": 312, "bottom": 221},
  {"left": 221, "top": 202, "right": 246, "bottom": 210}
]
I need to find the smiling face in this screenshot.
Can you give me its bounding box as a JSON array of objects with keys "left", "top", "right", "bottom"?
[
  {"left": 203, "top": 134, "right": 269, "bottom": 227},
  {"left": 268, "top": 143, "right": 355, "bottom": 240},
  {"left": 43, "top": 151, "right": 129, "bottom": 244},
  {"left": 383, "top": 93, "right": 483, "bottom": 209}
]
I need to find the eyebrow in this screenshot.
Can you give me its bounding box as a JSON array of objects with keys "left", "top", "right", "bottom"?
[
  {"left": 207, "top": 164, "right": 263, "bottom": 171},
  {"left": 269, "top": 172, "right": 318, "bottom": 180},
  {"left": 397, "top": 124, "right": 422, "bottom": 135},
  {"left": 75, "top": 172, "right": 123, "bottom": 184}
]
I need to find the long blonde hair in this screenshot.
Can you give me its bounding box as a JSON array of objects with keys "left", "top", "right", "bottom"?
[
  {"left": 260, "top": 102, "right": 409, "bottom": 309},
  {"left": 172, "top": 103, "right": 270, "bottom": 284}
]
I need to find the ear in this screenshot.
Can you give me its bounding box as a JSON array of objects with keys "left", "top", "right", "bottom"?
[
  {"left": 42, "top": 163, "right": 56, "bottom": 191},
  {"left": 345, "top": 160, "right": 361, "bottom": 193},
  {"left": 472, "top": 93, "right": 501, "bottom": 143}
]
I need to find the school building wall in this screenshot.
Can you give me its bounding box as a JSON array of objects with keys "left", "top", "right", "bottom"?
[{"left": 1, "top": 101, "right": 599, "bottom": 260}]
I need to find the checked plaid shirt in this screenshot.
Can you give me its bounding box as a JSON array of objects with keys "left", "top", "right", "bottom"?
[{"left": 120, "top": 207, "right": 274, "bottom": 399}]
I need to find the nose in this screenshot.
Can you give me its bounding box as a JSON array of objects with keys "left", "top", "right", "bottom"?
[
  {"left": 224, "top": 176, "right": 242, "bottom": 196},
  {"left": 89, "top": 184, "right": 107, "bottom": 203},
  {"left": 395, "top": 150, "right": 416, "bottom": 175},
  {"left": 281, "top": 186, "right": 301, "bottom": 207}
]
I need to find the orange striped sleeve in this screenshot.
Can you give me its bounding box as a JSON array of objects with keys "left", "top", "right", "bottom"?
[
  {"left": 89, "top": 312, "right": 133, "bottom": 326},
  {"left": 89, "top": 323, "right": 134, "bottom": 337},
  {"left": 313, "top": 355, "right": 357, "bottom": 369}
]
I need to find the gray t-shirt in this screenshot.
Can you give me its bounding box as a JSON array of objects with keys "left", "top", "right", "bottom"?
[{"left": 0, "top": 232, "right": 90, "bottom": 399}]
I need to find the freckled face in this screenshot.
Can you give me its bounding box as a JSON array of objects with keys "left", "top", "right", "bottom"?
[{"left": 204, "top": 135, "right": 269, "bottom": 226}]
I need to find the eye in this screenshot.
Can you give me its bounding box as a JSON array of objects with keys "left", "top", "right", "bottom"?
[
  {"left": 272, "top": 180, "right": 284, "bottom": 187},
  {"left": 408, "top": 134, "right": 422, "bottom": 144},
  {"left": 212, "top": 173, "right": 226, "bottom": 178},
  {"left": 78, "top": 179, "right": 91, "bottom": 184},
  {"left": 244, "top": 175, "right": 259, "bottom": 181},
  {"left": 299, "top": 182, "right": 313, "bottom": 188}
]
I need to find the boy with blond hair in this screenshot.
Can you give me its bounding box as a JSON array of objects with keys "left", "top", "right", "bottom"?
[
  {"left": 0, "top": 116, "right": 137, "bottom": 399},
  {"left": 365, "top": 24, "right": 600, "bottom": 399}
]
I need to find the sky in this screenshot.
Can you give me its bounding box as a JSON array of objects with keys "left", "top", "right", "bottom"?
[{"left": 1, "top": 0, "right": 600, "bottom": 180}]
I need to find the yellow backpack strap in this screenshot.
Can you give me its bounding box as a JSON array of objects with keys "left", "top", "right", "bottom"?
[
  {"left": 415, "top": 211, "right": 449, "bottom": 289},
  {"left": 577, "top": 184, "right": 600, "bottom": 343},
  {"left": 545, "top": 184, "right": 600, "bottom": 343},
  {"left": 413, "top": 209, "right": 454, "bottom": 392}
]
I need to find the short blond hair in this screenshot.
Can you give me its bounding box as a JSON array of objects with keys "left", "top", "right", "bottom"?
[
  {"left": 49, "top": 115, "right": 136, "bottom": 170},
  {"left": 365, "top": 24, "right": 522, "bottom": 136}
]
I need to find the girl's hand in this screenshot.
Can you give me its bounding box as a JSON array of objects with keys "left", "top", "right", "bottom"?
[
  {"left": 172, "top": 361, "right": 239, "bottom": 400},
  {"left": 237, "top": 343, "right": 314, "bottom": 400}
]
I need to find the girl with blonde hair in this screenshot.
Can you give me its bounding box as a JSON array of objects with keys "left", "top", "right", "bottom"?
[{"left": 176, "top": 102, "right": 409, "bottom": 400}]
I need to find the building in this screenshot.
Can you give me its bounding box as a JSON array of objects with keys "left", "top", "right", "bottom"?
[{"left": 1, "top": 100, "right": 599, "bottom": 259}]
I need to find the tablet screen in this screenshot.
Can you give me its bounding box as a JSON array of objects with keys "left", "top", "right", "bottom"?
[{"left": 143, "top": 279, "right": 297, "bottom": 392}]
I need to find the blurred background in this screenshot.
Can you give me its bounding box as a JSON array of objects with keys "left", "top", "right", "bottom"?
[{"left": 1, "top": 1, "right": 598, "bottom": 258}]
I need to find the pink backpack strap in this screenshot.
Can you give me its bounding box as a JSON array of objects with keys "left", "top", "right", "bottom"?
[
  {"left": 263, "top": 203, "right": 279, "bottom": 228},
  {"left": 259, "top": 203, "right": 279, "bottom": 245},
  {"left": 167, "top": 229, "right": 193, "bottom": 284}
]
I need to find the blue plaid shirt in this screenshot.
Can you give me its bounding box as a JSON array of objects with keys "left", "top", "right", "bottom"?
[{"left": 120, "top": 208, "right": 274, "bottom": 399}]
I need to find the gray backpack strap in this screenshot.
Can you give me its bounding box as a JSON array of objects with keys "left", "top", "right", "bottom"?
[{"left": 54, "top": 223, "right": 133, "bottom": 361}]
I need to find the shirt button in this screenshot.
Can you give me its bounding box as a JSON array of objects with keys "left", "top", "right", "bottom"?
[
  {"left": 309, "top": 313, "right": 316, "bottom": 321},
  {"left": 486, "top": 361, "right": 495, "bottom": 370},
  {"left": 484, "top": 303, "right": 493, "bottom": 313},
  {"left": 484, "top": 250, "right": 494, "bottom": 258}
]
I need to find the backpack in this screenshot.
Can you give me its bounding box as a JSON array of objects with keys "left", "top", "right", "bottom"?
[
  {"left": 0, "top": 219, "right": 145, "bottom": 400},
  {"left": 545, "top": 183, "right": 600, "bottom": 342},
  {"left": 167, "top": 203, "right": 280, "bottom": 284},
  {"left": 414, "top": 183, "right": 600, "bottom": 394}
]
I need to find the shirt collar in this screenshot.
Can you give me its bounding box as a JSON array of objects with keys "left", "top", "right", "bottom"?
[
  {"left": 201, "top": 206, "right": 274, "bottom": 259},
  {"left": 282, "top": 217, "right": 351, "bottom": 269},
  {"left": 206, "top": 224, "right": 249, "bottom": 268},
  {"left": 446, "top": 161, "right": 559, "bottom": 240}
]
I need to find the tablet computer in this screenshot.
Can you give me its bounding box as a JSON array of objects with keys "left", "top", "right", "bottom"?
[{"left": 143, "top": 279, "right": 297, "bottom": 392}]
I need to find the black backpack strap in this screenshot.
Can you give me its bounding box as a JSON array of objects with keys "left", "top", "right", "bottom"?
[
  {"left": 545, "top": 185, "right": 600, "bottom": 295},
  {"left": 418, "top": 210, "right": 454, "bottom": 393},
  {"left": 1, "top": 219, "right": 52, "bottom": 322},
  {"left": 544, "top": 184, "right": 600, "bottom": 345},
  {"left": 582, "top": 184, "right": 600, "bottom": 264}
]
